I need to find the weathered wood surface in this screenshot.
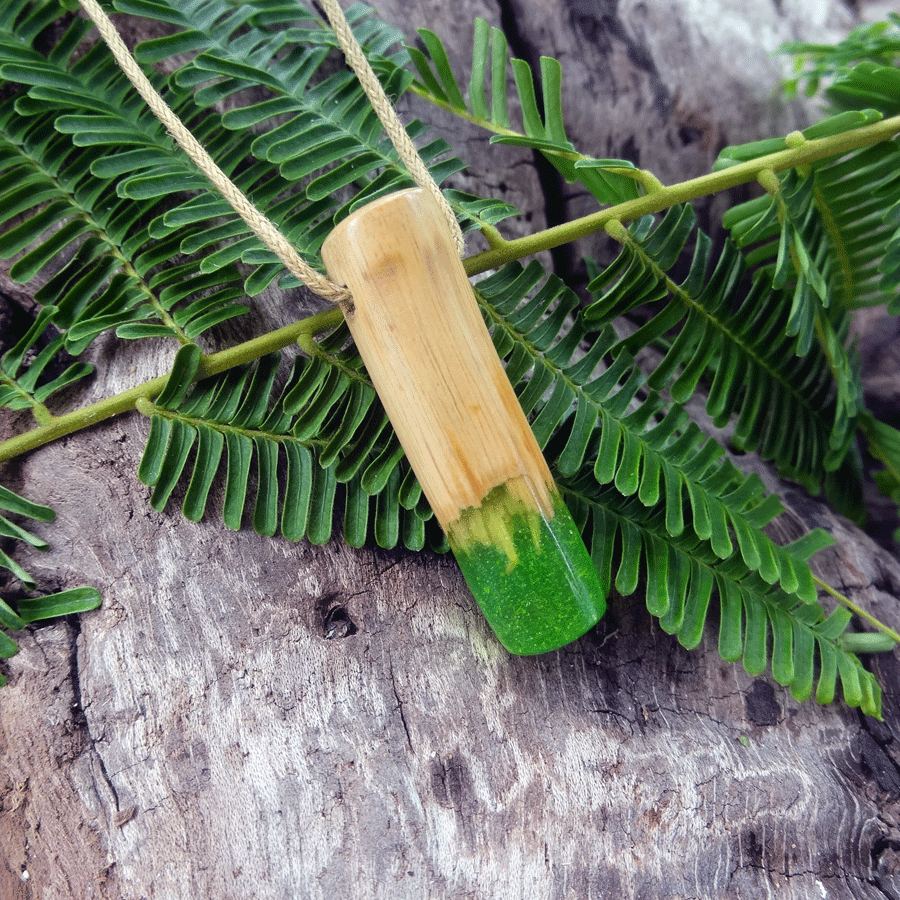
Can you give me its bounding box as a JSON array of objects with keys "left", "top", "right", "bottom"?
[{"left": 3, "top": 2, "right": 900, "bottom": 899}]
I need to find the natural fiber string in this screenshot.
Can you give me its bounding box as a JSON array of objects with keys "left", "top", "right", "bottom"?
[
  {"left": 76, "top": 0, "right": 463, "bottom": 307},
  {"left": 76, "top": 0, "right": 352, "bottom": 307},
  {"left": 319, "top": 0, "right": 465, "bottom": 256}
]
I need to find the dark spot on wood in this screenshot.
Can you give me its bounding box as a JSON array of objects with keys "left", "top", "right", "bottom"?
[
  {"left": 678, "top": 124, "right": 703, "bottom": 146},
  {"left": 620, "top": 135, "right": 641, "bottom": 167},
  {"left": 856, "top": 731, "right": 900, "bottom": 795},
  {"left": 743, "top": 829, "right": 764, "bottom": 868},
  {"left": 322, "top": 604, "right": 358, "bottom": 639},
  {"left": 744, "top": 679, "right": 780, "bottom": 726},
  {"left": 644, "top": 803, "right": 663, "bottom": 827},
  {"left": 429, "top": 753, "right": 471, "bottom": 812},
  {"left": 873, "top": 837, "right": 900, "bottom": 880}
]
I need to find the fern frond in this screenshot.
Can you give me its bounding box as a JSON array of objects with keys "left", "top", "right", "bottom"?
[
  {"left": 826, "top": 60, "right": 900, "bottom": 118},
  {"left": 107, "top": 0, "right": 468, "bottom": 297},
  {"left": 0, "top": 306, "right": 93, "bottom": 413},
  {"left": 582, "top": 205, "right": 855, "bottom": 495},
  {"left": 405, "top": 18, "right": 647, "bottom": 205},
  {"left": 781, "top": 13, "right": 900, "bottom": 98},
  {"left": 820, "top": 64, "right": 900, "bottom": 303},
  {"left": 728, "top": 49, "right": 900, "bottom": 305},
  {"left": 723, "top": 142, "right": 900, "bottom": 314},
  {"left": 564, "top": 475, "right": 880, "bottom": 716},
  {"left": 0, "top": 483, "right": 101, "bottom": 686},
  {"left": 712, "top": 122, "right": 900, "bottom": 511},
  {"left": 860, "top": 412, "right": 900, "bottom": 542},
  {"left": 708, "top": 106, "right": 900, "bottom": 517},
  {"left": 134, "top": 336, "right": 441, "bottom": 552},
  {"left": 0, "top": 16, "right": 252, "bottom": 352},
  {"left": 472, "top": 262, "right": 869, "bottom": 695},
  {"left": 475, "top": 255, "right": 876, "bottom": 712}
]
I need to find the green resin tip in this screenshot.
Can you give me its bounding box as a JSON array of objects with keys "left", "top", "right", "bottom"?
[{"left": 447, "top": 481, "right": 606, "bottom": 655}]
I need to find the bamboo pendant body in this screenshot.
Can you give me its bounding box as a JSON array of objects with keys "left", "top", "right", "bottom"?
[{"left": 322, "top": 189, "right": 606, "bottom": 654}]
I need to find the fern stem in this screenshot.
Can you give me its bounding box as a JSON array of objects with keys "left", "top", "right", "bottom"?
[
  {"left": 30, "top": 403, "right": 54, "bottom": 426},
  {"left": 407, "top": 86, "right": 524, "bottom": 141},
  {"left": 4, "top": 117, "right": 899, "bottom": 464},
  {"left": 0, "top": 309, "right": 343, "bottom": 463},
  {"left": 136, "top": 399, "right": 327, "bottom": 452},
  {"left": 811, "top": 180, "right": 856, "bottom": 308},
  {"left": 813, "top": 573, "right": 900, "bottom": 644},
  {"left": 0, "top": 375, "right": 54, "bottom": 425},
  {"left": 463, "top": 114, "right": 900, "bottom": 276}
]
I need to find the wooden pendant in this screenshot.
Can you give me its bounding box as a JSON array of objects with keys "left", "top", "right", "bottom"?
[{"left": 322, "top": 188, "right": 606, "bottom": 654}]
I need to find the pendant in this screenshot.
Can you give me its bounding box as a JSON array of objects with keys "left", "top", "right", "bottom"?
[{"left": 322, "top": 188, "right": 606, "bottom": 654}]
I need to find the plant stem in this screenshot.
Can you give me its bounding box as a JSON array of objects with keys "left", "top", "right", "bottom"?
[
  {"left": 3, "top": 115, "right": 900, "bottom": 464},
  {"left": 0, "top": 308, "right": 343, "bottom": 462},
  {"left": 463, "top": 114, "right": 900, "bottom": 276},
  {"left": 814, "top": 573, "right": 900, "bottom": 644}
]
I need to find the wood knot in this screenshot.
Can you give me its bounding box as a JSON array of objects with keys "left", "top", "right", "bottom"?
[{"left": 323, "top": 604, "right": 358, "bottom": 639}]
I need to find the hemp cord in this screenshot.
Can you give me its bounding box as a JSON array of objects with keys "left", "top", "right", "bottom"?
[{"left": 319, "top": 0, "right": 465, "bottom": 256}]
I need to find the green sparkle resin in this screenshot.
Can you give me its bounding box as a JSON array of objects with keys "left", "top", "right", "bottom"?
[{"left": 447, "top": 482, "right": 606, "bottom": 655}]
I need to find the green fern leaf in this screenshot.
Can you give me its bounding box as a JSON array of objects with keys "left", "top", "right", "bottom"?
[
  {"left": 726, "top": 147, "right": 900, "bottom": 312},
  {"left": 15, "top": 587, "right": 103, "bottom": 623},
  {"left": 0, "top": 17, "right": 253, "bottom": 348},
  {"left": 411, "top": 28, "right": 466, "bottom": 109},
  {"left": 306, "top": 461, "right": 337, "bottom": 545},
  {"left": 156, "top": 344, "right": 204, "bottom": 410},
  {"left": 565, "top": 465, "right": 879, "bottom": 713},
  {"left": 1, "top": 306, "right": 93, "bottom": 412},
  {"left": 149, "top": 418, "right": 198, "bottom": 512},
  {"left": 475, "top": 262, "right": 816, "bottom": 604},
  {"left": 109, "top": 0, "right": 465, "bottom": 293},
  {"left": 827, "top": 60, "right": 900, "bottom": 117},
  {"left": 714, "top": 109, "right": 884, "bottom": 170},
  {"left": 135, "top": 336, "right": 435, "bottom": 553},
  {"left": 465, "top": 255, "right": 881, "bottom": 712},
  {"left": 716, "top": 79, "right": 900, "bottom": 311},
  {"left": 585, "top": 206, "right": 859, "bottom": 495},
  {"left": 0, "top": 483, "right": 101, "bottom": 685},
  {"left": 781, "top": 14, "right": 900, "bottom": 98},
  {"left": 860, "top": 412, "right": 900, "bottom": 540},
  {"left": 406, "top": 18, "right": 643, "bottom": 206}
]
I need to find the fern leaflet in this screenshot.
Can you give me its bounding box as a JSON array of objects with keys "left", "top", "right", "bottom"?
[
  {"left": 405, "top": 17, "right": 651, "bottom": 205},
  {"left": 0, "top": 484, "right": 101, "bottom": 686}
]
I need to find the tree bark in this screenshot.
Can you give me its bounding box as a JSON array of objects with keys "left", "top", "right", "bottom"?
[{"left": 3, "top": 2, "right": 900, "bottom": 899}]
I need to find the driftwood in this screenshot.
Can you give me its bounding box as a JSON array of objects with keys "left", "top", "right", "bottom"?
[{"left": 3, "top": 2, "right": 900, "bottom": 898}]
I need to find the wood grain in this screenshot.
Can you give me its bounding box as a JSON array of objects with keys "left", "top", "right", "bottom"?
[
  {"left": 2, "top": 2, "right": 900, "bottom": 899},
  {"left": 322, "top": 188, "right": 553, "bottom": 528},
  {"left": 3, "top": 435, "right": 900, "bottom": 899}
]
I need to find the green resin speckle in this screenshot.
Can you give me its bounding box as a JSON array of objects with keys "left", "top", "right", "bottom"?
[{"left": 447, "top": 482, "right": 606, "bottom": 655}]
